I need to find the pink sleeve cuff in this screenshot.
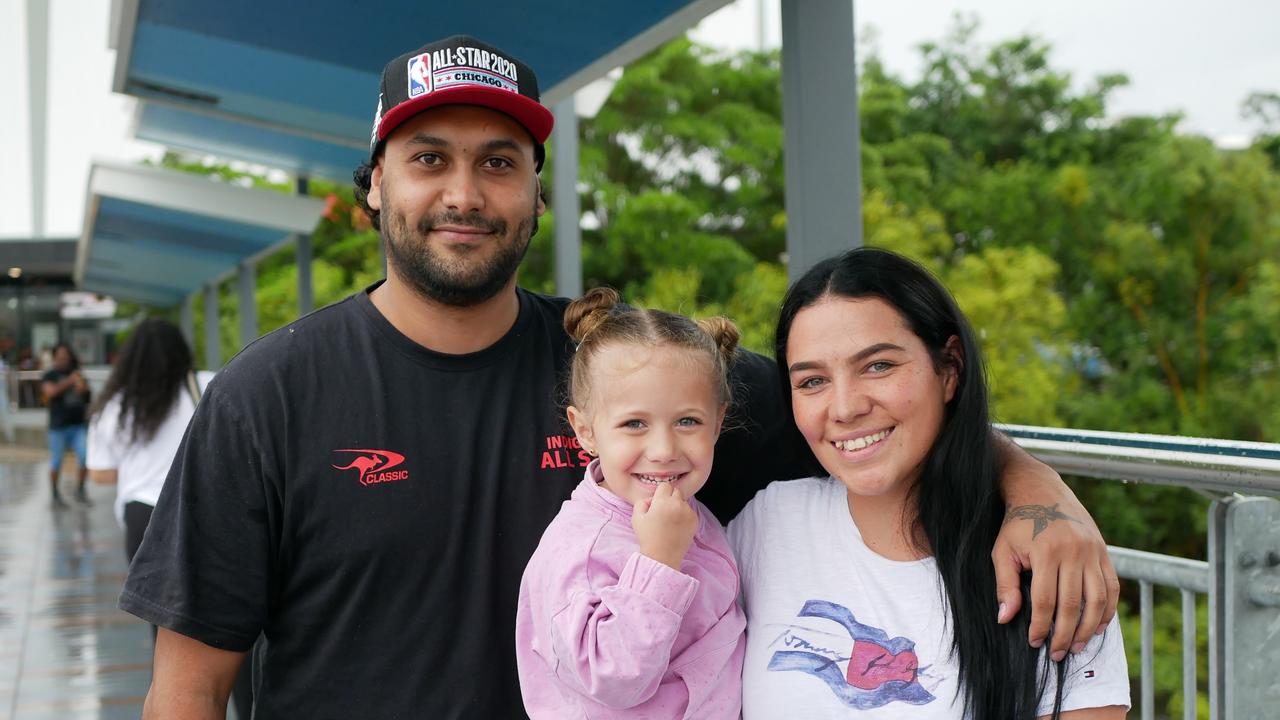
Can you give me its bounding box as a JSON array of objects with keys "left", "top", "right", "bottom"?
[{"left": 616, "top": 552, "right": 699, "bottom": 616}]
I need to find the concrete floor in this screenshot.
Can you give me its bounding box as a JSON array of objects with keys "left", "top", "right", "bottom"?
[{"left": 0, "top": 457, "right": 156, "bottom": 719}]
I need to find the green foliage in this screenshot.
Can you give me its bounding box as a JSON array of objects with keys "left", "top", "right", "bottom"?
[{"left": 948, "top": 246, "right": 1069, "bottom": 425}]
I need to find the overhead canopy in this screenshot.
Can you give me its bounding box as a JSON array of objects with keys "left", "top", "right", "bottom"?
[
  {"left": 97, "top": 0, "right": 862, "bottom": 303},
  {"left": 133, "top": 103, "right": 365, "bottom": 183},
  {"left": 112, "top": 0, "right": 733, "bottom": 174},
  {"left": 0, "top": 239, "right": 78, "bottom": 279},
  {"left": 76, "top": 161, "right": 325, "bottom": 307}
]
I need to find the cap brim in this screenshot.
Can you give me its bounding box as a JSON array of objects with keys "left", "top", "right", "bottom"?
[{"left": 377, "top": 86, "right": 554, "bottom": 148}]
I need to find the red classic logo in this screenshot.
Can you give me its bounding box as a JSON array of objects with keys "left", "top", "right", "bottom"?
[{"left": 332, "top": 449, "right": 409, "bottom": 486}]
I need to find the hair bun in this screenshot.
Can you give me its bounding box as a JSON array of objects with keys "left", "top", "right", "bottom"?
[
  {"left": 697, "top": 316, "right": 740, "bottom": 362},
  {"left": 564, "top": 287, "right": 621, "bottom": 343}
]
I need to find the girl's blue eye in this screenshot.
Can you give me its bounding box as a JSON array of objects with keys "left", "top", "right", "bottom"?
[
  {"left": 622, "top": 419, "right": 644, "bottom": 429},
  {"left": 796, "top": 376, "right": 826, "bottom": 390},
  {"left": 676, "top": 417, "right": 702, "bottom": 427},
  {"left": 868, "top": 361, "right": 894, "bottom": 373}
]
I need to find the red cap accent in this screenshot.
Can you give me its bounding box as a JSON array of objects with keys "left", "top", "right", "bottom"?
[{"left": 377, "top": 85, "right": 554, "bottom": 146}]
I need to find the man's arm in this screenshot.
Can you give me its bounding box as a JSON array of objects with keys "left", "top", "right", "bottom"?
[
  {"left": 992, "top": 432, "right": 1120, "bottom": 661},
  {"left": 143, "top": 628, "right": 245, "bottom": 720}
]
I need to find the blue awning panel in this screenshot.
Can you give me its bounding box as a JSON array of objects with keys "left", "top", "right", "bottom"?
[
  {"left": 96, "top": 0, "right": 731, "bottom": 305},
  {"left": 136, "top": 104, "right": 365, "bottom": 182},
  {"left": 116, "top": 0, "right": 728, "bottom": 154},
  {"left": 77, "top": 162, "right": 326, "bottom": 307}
]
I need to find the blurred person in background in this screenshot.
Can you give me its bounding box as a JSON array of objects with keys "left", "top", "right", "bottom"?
[
  {"left": 85, "top": 319, "right": 253, "bottom": 718},
  {"left": 87, "top": 319, "right": 211, "bottom": 564},
  {"left": 42, "top": 342, "right": 91, "bottom": 507}
]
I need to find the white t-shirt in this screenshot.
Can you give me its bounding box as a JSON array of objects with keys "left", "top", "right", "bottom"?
[
  {"left": 728, "top": 477, "right": 1130, "bottom": 719},
  {"left": 87, "top": 372, "right": 214, "bottom": 526}
]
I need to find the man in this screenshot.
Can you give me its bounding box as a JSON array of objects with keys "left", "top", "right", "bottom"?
[{"left": 123, "top": 35, "right": 1117, "bottom": 718}]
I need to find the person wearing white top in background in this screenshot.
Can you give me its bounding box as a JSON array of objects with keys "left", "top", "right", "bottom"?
[
  {"left": 87, "top": 319, "right": 212, "bottom": 549},
  {"left": 85, "top": 319, "right": 250, "bottom": 719}
]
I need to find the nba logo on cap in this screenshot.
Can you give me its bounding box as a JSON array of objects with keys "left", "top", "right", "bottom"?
[{"left": 407, "top": 53, "right": 433, "bottom": 97}]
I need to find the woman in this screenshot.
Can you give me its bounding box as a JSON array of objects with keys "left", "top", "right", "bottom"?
[
  {"left": 42, "top": 342, "right": 92, "bottom": 507},
  {"left": 86, "top": 319, "right": 256, "bottom": 717},
  {"left": 87, "top": 319, "right": 210, "bottom": 561},
  {"left": 729, "top": 248, "right": 1129, "bottom": 719}
]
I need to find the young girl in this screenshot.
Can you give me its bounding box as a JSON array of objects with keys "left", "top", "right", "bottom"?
[
  {"left": 729, "top": 247, "right": 1128, "bottom": 719},
  {"left": 516, "top": 287, "right": 746, "bottom": 719}
]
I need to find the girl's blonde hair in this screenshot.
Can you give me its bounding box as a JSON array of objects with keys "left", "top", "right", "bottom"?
[{"left": 564, "top": 287, "right": 739, "bottom": 409}]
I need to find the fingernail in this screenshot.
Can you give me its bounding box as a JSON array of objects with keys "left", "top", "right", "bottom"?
[
  {"left": 1071, "top": 642, "right": 1087, "bottom": 654},
  {"left": 997, "top": 602, "right": 1007, "bottom": 621},
  {"left": 1029, "top": 637, "right": 1044, "bottom": 649},
  {"left": 1095, "top": 625, "right": 1107, "bottom": 636},
  {"left": 1051, "top": 650, "right": 1066, "bottom": 662}
]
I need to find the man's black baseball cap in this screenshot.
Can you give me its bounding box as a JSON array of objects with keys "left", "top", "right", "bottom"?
[{"left": 369, "top": 35, "right": 555, "bottom": 164}]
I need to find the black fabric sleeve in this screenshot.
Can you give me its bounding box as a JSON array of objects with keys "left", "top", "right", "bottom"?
[
  {"left": 40, "top": 369, "right": 63, "bottom": 394},
  {"left": 118, "top": 387, "right": 278, "bottom": 652},
  {"left": 701, "top": 349, "right": 820, "bottom": 525}
]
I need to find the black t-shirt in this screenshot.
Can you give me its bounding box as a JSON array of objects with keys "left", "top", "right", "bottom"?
[
  {"left": 42, "top": 369, "right": 89, "bottom": 428},
  {"left": 121, "top": 284, "right": 800, "bottom": 719}
]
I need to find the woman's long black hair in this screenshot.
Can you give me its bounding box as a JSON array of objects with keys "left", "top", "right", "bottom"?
[
  {"left": 774, "top": 247, "right": 1064, "bottom": 719},
  {"left": 90, "top": 319, "right": 194, "bottom": 444}
]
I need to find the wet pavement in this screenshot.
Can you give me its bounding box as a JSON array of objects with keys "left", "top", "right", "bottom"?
[{"left": 0, "top": 460, "right": 150, "bottom": 719}]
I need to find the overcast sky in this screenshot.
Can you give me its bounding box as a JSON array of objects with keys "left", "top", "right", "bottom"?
[{"left": 3, "top": 0, "right": 1278, "bottom": 239}]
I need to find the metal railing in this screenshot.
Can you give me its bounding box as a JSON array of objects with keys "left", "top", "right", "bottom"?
[
  {"left": 2, "top": 367, "right": 111, "bottom": 410},
  {"left": 1000, "top": 424, "right": 1280, "bottom": 720}
]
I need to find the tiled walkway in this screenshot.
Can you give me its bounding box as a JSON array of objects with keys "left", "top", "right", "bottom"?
[{"left": 0, "top": 459, "right": 151, "bottom": 719}]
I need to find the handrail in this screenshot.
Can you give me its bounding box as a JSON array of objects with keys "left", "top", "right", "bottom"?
[
  {"left": 6, "top": 367, "right": 112, "bottom": 382},
  {"left": 1108, "top": 546, "right": 1209, "bottom": 594},
  {"left": 998, "top": 423, "right": 1280, "bottom": 496}
]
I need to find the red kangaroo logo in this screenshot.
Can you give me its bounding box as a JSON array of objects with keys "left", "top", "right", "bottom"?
[{"left": 331, "top": 449, "right": 408, "bottom": 486}]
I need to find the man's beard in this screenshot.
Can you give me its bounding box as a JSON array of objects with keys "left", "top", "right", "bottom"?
[{"left": 382, "top": 204, "right": 537, "bottom": 308}]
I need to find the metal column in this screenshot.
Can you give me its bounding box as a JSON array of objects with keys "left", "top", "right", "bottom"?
[
  {"left": 180, "top": 294, "right": 195, "bottom": 349},
  {"left": 26, "top": 0, "right": 49, "bottom": 237},
  {"left": 238, "top": 262, "right": 257, "bottom": 347},
  {"left": 1208, "top": 496, "right": 1280, "bottom": 719},
  {"left": 295, "top": 175, "right": 313, "bottom": 315},
  {"left": 552, "top": 99, "right": 583, "bottom": 299},
  {"left": 203, "top": 284, "right": 220, "bottom": 370},
  {"left": 780, "top": 0, "right": 862, "bottom": 281}
]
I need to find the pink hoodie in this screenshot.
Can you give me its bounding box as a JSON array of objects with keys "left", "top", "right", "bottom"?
[{"left": 516, "top": 461, "right": 746, "bottom": 718}]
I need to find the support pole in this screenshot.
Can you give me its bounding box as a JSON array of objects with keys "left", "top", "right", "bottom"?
[
  {"left": 780, "top": 0, "right": 861, "bottom": 281},
  {"left": 238, "top": 262, "right": 257, "bottom": 347},
  {"left": 203, "top": 284, "right": 220, "bottom": 371},
  {"left": 180, "top": 294, "right": 195, "bottom": 349},
  {"left": 552, "top": 99, "right": 583, "bottom": 299},
  {"left": 1208, "top": 496, "right": 1280, "bottom": 719},
  {"left": 295, "top": 175, "right": 313, "bottom": 316},
  {"left": 26, "top": 0, "right": 49, "bottom": 237}
]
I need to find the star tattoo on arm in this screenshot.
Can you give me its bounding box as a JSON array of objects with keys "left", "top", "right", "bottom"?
[{"left": 1003, "top": 503, "right": 1082, "bottom": 540}]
